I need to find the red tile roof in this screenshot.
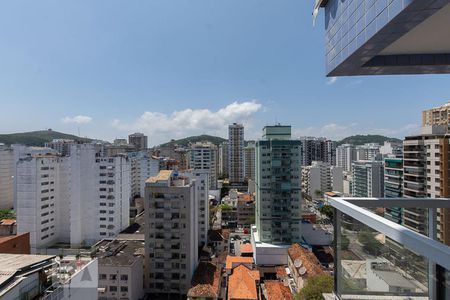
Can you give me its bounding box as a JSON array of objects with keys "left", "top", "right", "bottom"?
[
  {"left": 0, "top": 219, "right": 16, "bottom": 226},
  {"left": 188, "top": 262, "right": 221, "bottom": 298},
  {"left": 227, "top": 265, "right": 260, "bottom": 300},
  {"left": 264, "top": 280, "right": 293, "bottom": 300},
  {"left": 240, "top": 243, "right": 253, "bottom": 254},
  {"left": 275, "top": 266, "right": 288, "bottom": 278},
  {"left": 288, "top": 243, "right": 325, "bottom": 278},
  {"left": 225, "top": 255, "right": 253, "bottom": 270}
]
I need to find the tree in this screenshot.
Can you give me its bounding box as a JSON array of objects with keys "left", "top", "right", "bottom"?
[
  {"left": 358, "top": 230, "right": 382, "bottom": 255},
  {"left": 0, "top": 210, "right": 15, "bottom": 220},
  {"left": 319, "top": 205, "right": 333, "bottom": 219},
  {"left": 295, "top": 275, "right": 333, "bottom": 300},
  {"left": 314, "top": 189, "right": 323, "bottom": 198}
]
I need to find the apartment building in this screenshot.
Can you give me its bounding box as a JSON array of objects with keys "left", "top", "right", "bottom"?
[
  {"left": 355, "top": 143, "right": 381, "bottom": 161},
  {"left": 244, "top": 141, "right": 256, "bottom": 181},
  {"left": 218, "top": 141, "right": 229, "bottom": 178},
  {"left": 255, "top": 125, "right": 302, "bottom": 245},
  {"left": 380, "top": 141, "right": 403, "bottom": 158},
  {"left": 129, "top": 152, "right": 160, "bottom": 198},
  {"left": 45, "top": 139, "right": 76, "bottom": 156},
  {"left": 351, "top": 160, "right": 384, "bottom": 198},
  {"left": 228, "top": 123, "right": 245, "bottom": 183},
  {"left": 0, "top": 144, "right": 14, "bottom": 210},
  {"left": 302, "top": 161, "right": 331, "bottom": 200},
  {"left": 128, "top": 133, "right": 148, "bottom": 151},
  {"left": 95, "top": 239, "right": 145, "bottom": 300},
  {"left": 300, "top": 137, "right": 336, "bottom": 166},
  {"left": 144, "top": 170, "right": 199, "bottom": 296},
  {"left": 16, "top": 144, "right": 131, "bottom": 251},
  {"left": 237, "top": 193, "right": 255, "bottom": 227},
  {"left": 423, "top": 102, "right": 450, "bottom": 130},
  {"left": 336, "top": 144, "right": 356, "bottom": 172},
  {"left": 384, "top": 157, "right": 403, "bottom": 224},
  {"left": 190, "top": 141, "right": 218, "bottom": 189}
]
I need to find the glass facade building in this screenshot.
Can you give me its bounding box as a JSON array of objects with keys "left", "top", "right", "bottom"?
[{"left": 315, "top": 0, "right": 450, "bottom": 76}]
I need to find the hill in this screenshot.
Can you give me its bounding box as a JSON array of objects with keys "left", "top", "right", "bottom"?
[
  {"left": 159, "top": 135, "right": 227, "bottom": 148},
  {"left": 337, "top": 135, "right": 402, "bottom": 146},
  {"left": 0, "top": 130, "right": 92, "bottom": 146}
]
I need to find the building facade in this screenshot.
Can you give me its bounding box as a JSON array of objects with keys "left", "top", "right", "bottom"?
[
  {"left": 300, "top": 137, "right": 336, "bottom": 166},
  {"left": 315, "top": 0, "right": 450, "bottom": 76},
  {"left": 218, "top": 141, "right": 229, "bottom": 178},
  {"left": 228, "top": 123, "right": 245, "bottom": 183},
  {"left": 351, "top": 160, "right": 384, "bottom": 198},
  {"left": 336, "top": 144, "right": 356, "bottom": 172},
  {"left": 190, "top": 142, "right": 218, "bottom": 189},
  {"left": 128, "top": 133, "right": 148, "bottom": 151},
  {"left": 244, "top": 142, "right": 256, "bottom": 182},
  {"left": 255, "top": 125, "right": 302, "bottom": 244},
  {"left": 0, "top": 144, "right": 14, "bottom": 210},
  {"left": 144, "top": 170, "right": 198, "bottom": 296},
  {"left": 130, "top": 152, "right": 160, "bottom": 198}
]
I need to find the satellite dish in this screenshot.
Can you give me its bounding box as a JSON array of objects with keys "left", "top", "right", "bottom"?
[
  {"left": 299, "top": 267, "right": 307, "bottom": 276},
  {"left": 294, "top": 259, "right": 302, "bottom": 268}
]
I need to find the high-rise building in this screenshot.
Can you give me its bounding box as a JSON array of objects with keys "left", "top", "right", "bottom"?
[
  {"left": 45, "top": 139, "right": 76, "bottom": 156},
  {"left": 300, "top": 137, "right": 336, "bottom": 166},
  {"left": 128, "top": 133, "right": 148, "bottom": 151},
  {"left": 336, "top": 144, "right": 356, "bottom": 172},
  {"left": 244, "top": 142, "right": 256, "bottom": 182},
  {"left": 144, "top": 170, "right": 198, "bottom": 296},
  {"left": 423, "top": 102, "right": 450, "bottom": 131},
  {"left": 384, "top": 157, "right": 404, "bottom": 224},
  {"left": 351, "top": 160, "right": 384, "bottom": 198},
  {"left": 302, "top": 161, "right": 332, "bottom": 200},
  {"left": 314, "top": 0, "right": 450, "bottom": 76},
  {"left": 355, "top": 143, "right": 381, "bottom": 161},
  {"left": 380, "top": 141, "right": 403, "bottom": 158},
  {"left": 331, "top": 165, "right": 344, "bottom": 194},
  {"left": 0, "top": 144, "right": 14, "bottom": 210},
  {"left": 16, "top": 144, "right": 131, "bottom": 252},
  {"left": 190, "top": 142, "right": 218, "bottom": 189},
  {"left": 218, "top": 142, "right": 229, "bottom": 178},
  {"left": 255, "top": 125, "right": 302, "bottom": 245},
  {"left": 130, "top": 152, "right": 160, "bottom": 198},
  {"left": 228, "top": 123, "right": 245, "bottom": 183}
]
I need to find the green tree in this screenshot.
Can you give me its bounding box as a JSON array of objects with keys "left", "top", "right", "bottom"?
[
  {"left": 319, "top": 205, "right": 333, "bottom": 219},
  {"left": 358, "top": 230, "right": 382, "bottom": 255},
  {"left": 0, "top": 210, "right": 15, "bottom": 220},
  {"left": 295, "top": 275, "right": 333, "bottom": 300}
]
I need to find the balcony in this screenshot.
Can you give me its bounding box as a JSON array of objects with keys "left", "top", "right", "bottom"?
[{"left": 329, "top": 197, "right": 450, "bottom": 300}]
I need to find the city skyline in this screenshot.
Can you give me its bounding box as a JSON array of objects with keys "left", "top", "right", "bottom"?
[{"left": 0, "top": 1, "right": 450, "bottom": 145}]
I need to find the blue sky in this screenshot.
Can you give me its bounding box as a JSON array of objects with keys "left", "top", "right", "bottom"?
[{"left": 1, "top": 0, "right": 449, "bottom": 146}]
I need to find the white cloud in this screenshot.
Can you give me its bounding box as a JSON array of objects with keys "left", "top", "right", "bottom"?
[
  {"left": 61, "top": 115, "right": 92, "bottom": 124},
  {"left": 326, "top": 77, "right": 338, "bottom": 85},
  {"left": 112, "top": 101, "right": 263, "bottom": 145}
]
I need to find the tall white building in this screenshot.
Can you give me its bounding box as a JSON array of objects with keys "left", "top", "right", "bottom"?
[
  {"left": 16, "top": 144, "right": 131, "bottom": 252},
  {"left": 45, "top": 139, "right": 77, "bottom": 156},
  {"left": 144, "top": 170, "right": 199, "bottom": 296},
  {"left": 302, "top": 161, "right": 332, "bottom": 200},
  {"left": 336, "top": 144, "right": 356, "bottom": 172},
  {"left": 228, "top": 123, "right": 245, "bottom": 183},
  {"left": 331, "top": 165, "right": 344, "bottom": 194},
  {"left": 130, "top": 152, "right": 160, "bottom": 198},
  {"left": 0, "top": 144, "right": 14, "bottom": 210},
  {"left": 189, "top": 142, "right": 218, "bottom": 189},
  {"left": 244, "top": 142, "right": 256, "bottom": 182}
]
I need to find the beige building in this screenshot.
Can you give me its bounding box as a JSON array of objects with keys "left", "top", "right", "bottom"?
[
  {"left": 228, "top": 123, "right": 245, "bottom": 183},
  {"left": 422, "top": 102, "right": 450, "bottom": 130},
  {"left": 144, "top": 170, "right": 199, "bottom": 296},
  {"left": 244, "top": 142, "right": 256, "bottom": 182}
]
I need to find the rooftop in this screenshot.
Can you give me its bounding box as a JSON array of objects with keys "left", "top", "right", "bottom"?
[
  {"left": 264, "top": 280, "right": 293, "bottom": 300},
  {"left": 93, "top": 239, "right": 145, "bottom": 266},
  {"left": 225, "top": 255, "right": 253, "bottom": 270},
  {"left": 240, "top": 243, "right": 253, "bottom": 254},
  {"left": 288, "top": 243, "right": 325, "bottom": 278},
  {"left": 146, "top": 170, "right": 172, "bottom": 184},
  {"left": 187, "top": 261, "right": 221, "bottom": 298},
  {"left": 227, "top": 264, "right": 260, "bottom": 300}
]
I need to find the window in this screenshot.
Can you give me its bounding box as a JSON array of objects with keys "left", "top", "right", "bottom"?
[
  {"left": 99, "top": 274, "right": 107, "bottom": 280},
  {"left": 109, "top": 286, "right": 117, "bottom": 292},
  {"left": 120, "top": 286, "right": 128, "bottom": 292},
  {"left": 120, "top": 274, "right": 128, "bottom": 281},
  {"left": 110, "top": 274, "right": 117, "bottom": 280}
]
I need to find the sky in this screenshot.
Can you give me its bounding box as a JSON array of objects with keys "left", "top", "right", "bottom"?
[{"left": 1, "top": 1, "right": 450, "bottom": 146}]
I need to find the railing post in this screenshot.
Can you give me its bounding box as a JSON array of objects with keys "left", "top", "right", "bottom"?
[
  {"left": 428, "top": 207, "right": 437, "bottom": 300},
  {"left": 333, "top": 208, "right": 342, "bottom": 299}
]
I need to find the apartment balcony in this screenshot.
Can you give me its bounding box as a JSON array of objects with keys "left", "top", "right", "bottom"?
[{"left": 329, "top": 197, "right": 450, "bottom": 300}]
